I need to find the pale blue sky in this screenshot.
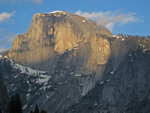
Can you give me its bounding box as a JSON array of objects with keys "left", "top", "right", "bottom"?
[{"left": 0, "top": 0, "right": 150, "bottom": 51}]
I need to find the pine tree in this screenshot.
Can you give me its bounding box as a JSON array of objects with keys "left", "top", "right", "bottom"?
[
  {"left": 7, "top": 95, "right": 15, "bottom": 113},
  {"left": 15, "top": 94, "right": 22, "bottom": 113},
  {"left": 34, "top": 104, "right": 39, "bottom": 113},
  {"left": 7, "top": 94, "right": 22, "bottom": 113},
  {"left": 0, "top": 66, "right": 8, "bottom": 111},
  {"left": 40, "top": 110, "right": 47, "bottom": 113},
  {"left": 0, "top": 108, "right": 2, "bottom": 113},
  {"left": 31, "top": 104, "right": 47, "bottom": 113}
]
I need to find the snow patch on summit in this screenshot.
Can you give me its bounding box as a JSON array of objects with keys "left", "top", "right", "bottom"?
[
  {"left": 82, "top": 20, "right": 86, "bottom": 22},
  {"left": 50, "top": 10, "right": 66, "bottom": 14}
]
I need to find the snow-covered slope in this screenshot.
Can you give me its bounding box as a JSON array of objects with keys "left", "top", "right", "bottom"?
[{"left": 0, "top": 56, "right": 52, "bottom": 110}]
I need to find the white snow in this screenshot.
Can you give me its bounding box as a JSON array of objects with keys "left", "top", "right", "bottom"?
[
  {"left": 50, "top": 10, "right": 63, "bottom": 13},
  {"left": 106, "top": 79, "right": 110, "bottom": 82},
  {"left": 65, "top": 81, "right": 68, "bottom": 83},
  {"left": 10, "top": 84, "right": 14, "bottom": 86},
  {"left": 94, "top": 101, "right": 98, "bottom": 106},
  {"left": 100, "top": 81, "right": 104, "bottom": 84},
  {"left": 50, "top": 10, "right": 66, "bottom": 15},
  {"left": 70, "top": 72, "right": 74, "bottom": 75},
  {"left": 11, "top": 61, "right": 49, "bottom": 76},
  {"left": 129, "top": 54, "right": 132, "bottom": 56},
  {"left": 13, "top": 87, "right": 17, "bottom": 91},
  {"left": 143, "top": 49, "right": 147, "bottom": 52},
  {"left": 122, "top": 38, "right": 125, "bottom": 41},
  {"left": 73, "top": 45, "right": 79, "bottom": 50},
  {"left": 79, "top": 84, "right": 83, "bottom": 86},
  {"left": 109, "top": 35, "right": 122, "bottom": 39},
  {"left": 26, "top": 94, "right": 31, "bottom": 101},
  {"left": 109, "top": 35, "right": 117, "bottom": 38},
  {"left": 82, "top": 20, "right": 86, "bottom": 22},
  {"left": 8, "top": 59, "right": 52, "bottom": 85},
  {"left": 131, "top": 59, "right": 133, "bottom": 62},
  {"left": 13, "top": 63, "right": 38, "bottom": 75},
  {"left": 75, "top": 45, "right": 78, "bottom": 47},
  {"left": 110, "top": 71, "right": 114, "bottom": 74},
  {"left": 39, "top": 86, "right": 46, "bottom": 91},
  {"left": 36, "top": 74, "right": 51, "bottom": 84},
  {"left": 75, "top": 74, "right": 82, "bottom": 77},
  {"left": 26, "top": 81, "right": 30, "bottom": 86},
  {"left": 46, "top": 85, "right": 51, "bottom": 89},
  {"left": 143, "top": 45, "right": 145, "bottom": 48},
  {"left": 0, "top": 55, "right": 2, "bottom": 58},
  {"left": 116, "top": 36, "right": 120, "bottom": 39},
  {"left": 68, "top": 48, "right": 72, "bottom": 51},
  {"left": 23, "top": 104, "right": 28, "bottom": 110},
  {"left": 4, "top": 56, "right": 8, "bottom": 58}
]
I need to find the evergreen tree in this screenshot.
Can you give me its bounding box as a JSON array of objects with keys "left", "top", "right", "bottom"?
[
  {"left": 40, "top": 110, "right": 47, "bottom": 113},
  {"left": 7, "top": 94, "right": 22, "bottom": 113},
  {"left": 0, "top": 66, "right": 8, "bottom": 111},
  {"left": 34, "top": 104, "right": 39, "bottom": 113},
  {"left": 31, "top": 104, "right": 47, "bottom": 113},
  {"left": 0, "top": 108, "right": 2, "bottom": 113},
  {"left": 15, "top": 94, "right": 22, "bottom": 113},
  {"left": 7, "top": 96, "right": 15, "bottom": 113}
]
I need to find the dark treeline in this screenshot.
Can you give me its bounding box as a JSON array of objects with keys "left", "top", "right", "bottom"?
[
  {"left": 118, "top": 33, "right": 150, "bottom": 38},
  {"left": 30, "top": 104, "right": 47, "bottom": 113},
  {"left": 0, "top": 108, "right": 2, "bottom": 113},
  {"left": 0, "top": 94, "right": 47, "bottom": 113},
  {"left": 7, "top": 94, "right": 22, "bottom": 113}
]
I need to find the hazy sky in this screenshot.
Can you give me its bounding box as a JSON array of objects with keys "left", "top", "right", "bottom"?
[{"left": 0, "top": 0, "right": 150, "bottom": 51}]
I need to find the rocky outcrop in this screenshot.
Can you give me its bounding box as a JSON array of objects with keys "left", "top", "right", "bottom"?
[{"left": 8, "top": 11, "right": 111, "bottom": 73}]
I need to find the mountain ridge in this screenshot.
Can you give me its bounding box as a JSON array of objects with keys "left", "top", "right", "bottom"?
[{"left": 0, "top": 11, "right": 150, "bottom": 113}]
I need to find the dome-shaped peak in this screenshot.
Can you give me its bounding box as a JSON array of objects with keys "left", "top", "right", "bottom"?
[{"left": 32, "top": 11, "right": 68, "bottom": 20}]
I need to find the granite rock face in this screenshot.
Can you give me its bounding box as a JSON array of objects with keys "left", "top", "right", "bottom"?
[
  {"left": 8, "top": 11, "right": 111, "bottom": 74},
  {"left": 65, "top": 36, "right": 150, "bottom": 113},
  {"left": 5, "top": 11, "right": 112, "bottom": 113}
]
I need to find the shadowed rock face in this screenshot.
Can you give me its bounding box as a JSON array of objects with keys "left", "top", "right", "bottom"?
[
  {"left": 8, "top": 11, "right": 111, "bottom": 73},
  {"left": 65, "top": 36, "right": 150, "bottom": 113}
]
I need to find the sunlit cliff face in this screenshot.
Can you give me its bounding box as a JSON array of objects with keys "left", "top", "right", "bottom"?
[{"left": 8, "top": 11, "right": 111, "bottom": 73}]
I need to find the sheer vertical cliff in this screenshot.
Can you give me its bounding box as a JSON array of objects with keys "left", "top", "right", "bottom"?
[{"left": 8, "top": 11, "right": 111, "bottom": 74}]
